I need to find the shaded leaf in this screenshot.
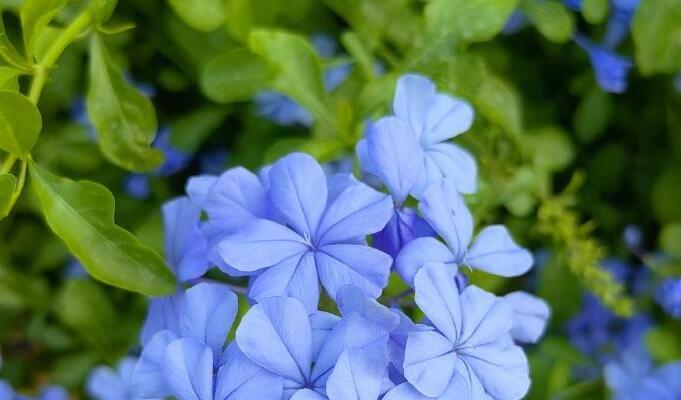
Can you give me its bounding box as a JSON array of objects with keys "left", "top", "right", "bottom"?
[
  {"left": 200, "top": 48, "right": 271, "bottom": 103},
  {"left": 632, "top": 0, "right": 681, "bottom": 75}
]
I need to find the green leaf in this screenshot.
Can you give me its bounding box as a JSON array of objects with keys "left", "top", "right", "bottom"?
[
  {"left": 0, "top": 263, "right": 49, "bottom": 310},
  {"left": 0, "top": 67, "right": 21, "bottom": 90},
  {"left": 660, "top": 223, "right": 681, "bottom": 259},
  {"left": 646, "top": 326, "right": 681, "bottom": 363},
  {"left": 574, "top": 87, "right": 613, "bottom": 143},
  {"left": 582, "top": 0, "right": 609, "bottom": 24},
  {"left": 0, "top": 16, "right": 32, "bottom": 71},
  {"left": 88, "top": 0, "right": 118, "bottom": 22},
  {"left": 86, "top": 35, "right": 164, "bottom": 172},
  {"left": 167, "top": 0, "right": 227, "bottom": 32},
  {"left": 525, "top": 126, "right": 575, "bottom": 172},
  {"left": 170, "top": 106, "right": 228, "bottom": 153},
  {"left": 425, "top": 0, "right": 519, "bottom": 45},
  {"left": 632, "top": 0, "right": 681, "bottom": 75},
  {"left": 0, "top": 90, "right": 42, "bottom": 157},
  {"left": 29, "top": 161, "right": 176, "bottom": 296},
  {"left": 20, "top": 0, "right": 67, "bottom": 57},
  {"left": 55, "top": 279, "right": 118, "bottom": 348},
  {"left": 474, "top": 74, "right": 522, "bottom": 137},
  {"left": 200, "top": 48, "right": 271, "bottom": 103},
  {"left": 522, "top": 0, "right": 574, "bottom": 43},
  {"left": 341, "top": 31, "right": 376, "bottom": 80},
  {"left": 248, "top": 29, "right": 335, "bottom": 132},
  {"left": 652, "top": 166, "right": 681, "bottom": 222},
  {"left": 0, "top": 173, "right": 17, "bottom": 219}
]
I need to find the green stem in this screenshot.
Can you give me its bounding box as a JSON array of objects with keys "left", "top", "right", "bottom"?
[
  {"left": 0, "top": 154, "right": 17, "bottom": 174},
  {"left": 8, "top": 160, "right": 27, "bottom": 205},
  {"left": 28, "top": 11, "right": 93, "bottom": 104}
]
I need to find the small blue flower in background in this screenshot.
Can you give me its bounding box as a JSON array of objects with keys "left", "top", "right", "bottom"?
[
  {"left": 0, "top": 381, "right": 69, "bottom": 400},
  {"left": 623, "top": 224, "right": 643, "bottom": 252},
  {"left": 563, "top": 0, "right": 582, "bottom": 11},
  {"left": 603, "top": 0, "right": 640, "bottom": 48},
  {"left": 675, "top": 73, "right": 681, "bottom": 93},
  {"left": 87, "top": 357, "right": 138, "bottom": 400},
  {"left": 605, "top": 345, "right": 681, "bottom": 400},
  {"left": 256, "top": 34, "right": 352, "bottom": 127},
  {"left": 574, "top": 34, "right": 633, "bottom": 94},
  {"left": 123, "top": 173, "right": 151, "bottom": 200},
  {"left": 162, "top": 197, "right": 210, "bottom": 282},
  {"left": 656, "top": 278, "right": 681, "bottom": 319},
  {"left": 70, "top": 98, "right": 97, "bottom": 141}
]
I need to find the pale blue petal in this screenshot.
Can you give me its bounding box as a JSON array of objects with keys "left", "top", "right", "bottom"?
[
  {"left": 392, "top": 74, "right": 436, "bottom": 140},
  {"left": 382, "top": 383, "right": 430, "bottom": 400},
  {"left": 133, "top": 330, "right": 178, "bottom": 399},
  {"left": 425, "top": 143, "right": 477, "bottom": 194},
  {"left": 186, "top": 175, "right": 218, "bottom": 210},
  {"left": 87, "top": 366, "right": 127, "bottom": 400},
  {"left": 413, "top": 263, "right": 462, "bottom": 343},
  {"left": 317, "top": 181, "right": 393, "bottom": 245},
  {"left": 326, "top": 345, "right": 389, "bottom": 400},
  {"left": 248, "top": 251, "right": 320, "bottom": 314},
  {"left": 503, "top": 291, "right": 550, "bottom": 344},
  {"left": 214, "top": 343, "right": 283, "bottom": 400},
  {"left": 310, "top": 311, "right": 341, "bottom": 358},
  {"left": 206, "top": 167, "right": 270, "bottom": 232},
  {"left": 312, "top": 313, "right": 390, "bottom": 386},
  {"left": 236, "top": 297, "right": 313, "bottom": 384},
  {"left": 422, "top": 94, "right": 474, "bottom": 144},
  {"left": 316, "top": 244, "right": 392, "bottom": 300},
  {"left": 355, "top": 138, "right": 377, "bottom": 177},
  {"left": 403, "top": 330, "right": 457, "bottom": 398},
  {"left": 203, "top": 222, "right": 253, "bottom": 277},
  {"left": 162, "top": 197, "right": 209, "bottom": 281},
  {"left": 459, "top": 341, "right": 530, "bottom": 400},
  {"left": 162, "top": 338, "right": 214, "bottom": 400},
  {"left": 465, "top": 225, "right": 533, "bottom": 277},
  {"left": 179, "top": 282, "right": 238, "bottom": 355},
  {"left": 39, "top": 385, "right": 68, "bottom": 400},
  {"left": 364, "top": 116, "right": 423, "bottom": 204},
  {"left": 268, "top": 153, "right": 327, "bottom": 237},
  {"left": 336, "top": 285, "right": 400, "bottom": 332},
  {"left": 140, "top": 293, "right": 183, "bottom": 345},
  {"left": 218, "top": 219, "right": 308, "bottom": 273},
  {"left": 395, "top": 237, "right": 456, "bottom": 287},
  {"left": 117, "top": 357, "right": 137, "bottom": 390},
  {"left": 418, "top": 179, "right": 473, "bottom": 260},
  {"left": 388, "top": 309, "right": 431, "bottom": 375},
  {"left": 373, "top": 208, "right": 434, "bottom": 258},
  {"left": 458, "top": 286, "right": 513, "bottom": 348},
  {"left": 0, "top": 381, "right": 14, "bottom": 400},
  {"left": 327, "top": 173, "right": 359, "bottom": 204},
  {"left": 290, "top": 389, "right": 327, "bottom": 400}
]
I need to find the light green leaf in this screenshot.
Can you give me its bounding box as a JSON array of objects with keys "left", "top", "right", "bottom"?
[
  {"left": 522, "top": 0, "right": 574, "bottom": 43},
  {"left": 200, "top": 48, "right": 271, "bottom": 103},
  {"left": 0, "top": 66, "right": 20, "bottom": 90},
  {"left": 525, "top": 126, "right": 575, "bottom": 172},
  {"left": 646, "top": 326, "right": 681, "bottom": 363},
  {"left": 425, "top": 0, "right": 519, "bottom": 45},
  {"left": 167, "top": 0, "right": 227, "bottom": 32},
  {"left": 29, "top": 161, "right": 176, "bottom": 296},
  {"left": 475, "top": 74, "right": 522, "bottom": 137},
  {"left": 55, "top": 279, "right": 118, "bottom": 348},
  {"left": 341, "top": 31, "right": 376, "bottom": 80},
  {"left": 88, "top": 0, "right": 118, "bottom": 22},
  {"left": 249, "top": 29, "right": 335, "bottom": 132},
  {"left": 0, "top": 90, "right": 42, "bottom": 157},
  {"left": 20, "top": 0, "right": 67, "bottom": 57},
  {"left": 0, "top": 173, "right": 17, "bottom": 219},
  {"left": 170, "top": 106, "right": 228, "bottom": 153},
  {"left": 659, "top": 223, "right": 681, "bottom": 259},
  {"left": 582, "top": 0, "right": 609, "bottom": 24},
  {"left": 0, "top": 17, "right": 32, "bottom": 71},
  {"left": 632, "top": 0, "right": 681, "bottom": 75},
  {"left": 86, "top": 35, "right": 163, "bottom": 172}
]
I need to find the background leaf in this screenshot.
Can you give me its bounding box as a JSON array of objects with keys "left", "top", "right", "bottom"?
[
  {"left": 29, "top": 161, "right": 176, "bottom": 296},
  {"left": 86, "top": 34, "right": 163, "bottom": 172},
  {"left": 425, "top": 0, "right": 519, "bottom": 45},
  {"left": 200, "top": 48, "right": 272, "bottom": 103},
  {"left": 167, "top": 0, "right": 227, "bottom": 32},
  {"left": 0, "top": 173, "right": 17, "bottom": 219},
  {"left": 20, "top": 0, "right": 67, "bottom": 57},
  {"left": 632, "top": 0, "right": 681, "bottom": 75}
]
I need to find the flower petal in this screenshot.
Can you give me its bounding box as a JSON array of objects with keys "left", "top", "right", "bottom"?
[
  {"left": 248, "top": 251, "right": 320, "bottom": 314},
  {"left": 336, "top": 285, "right": 400, "bottom": 332},
  {"left": 459, "top": 341, "right": 530, "bottom": 400},
  {"left": 236, "top": 297, "right": 313, "bottom": 384},
  {"left": 133, "top": 330, "right": 178, "bottom": 399},
  {"left": 316, "top": 244, "right": 392, "bottom": 300},
  {"left": 268, "top": 153, "right": 327, "bottom": 237},
  {"left": 140, "top": 293, "right": 183, "bottom": 345},
  {"left": 392, "top": 74, "right": 436, "bottom": 140},
  {"left": 214, "top": 343, "right": 283, "bottom": 400},
  {"left": 179, "top": 282, "right": 238, "bottom": 355},
  {"left": 395, "top": 237, "right": 456, "bottom": 287},
  {"left": 310, "top": 311, "right": 340, "bottom": 359},
  {"left": 458, "top": 286, "right": 513, "bottom": 348},
  {"left": 317, "top": 180, "right": 393, "bottom": 245},
  {"left": 162, "top": 338, "right": 214, "bottom": 400},
  {"left": 413, "top": 263, "right": 462, "bottom": 343},
  {"left": 403, "top": 330, "right": 457, "bottom": 398},
  {"left": 364, "top": 116, "right": 424, "bottom": 205},
  {"left": 206, "top": 167, "right": 270, "bottom": 232},
  {"left": 504, "top": 291, "right": 551, "bottom": 344},
  {"left": 418, "top": 179, "right": 473, "bottom": 260},
  {"left": 423, "top": 94, "right": 474, "bottom": 144},
  {"left": 162, "top": 197, "right": 209, "bottom": 282},
  {"left": 186, "top": 175, "right": 217, "bottom": 210},
  {"left": 373, "top": 208, "right": 434, "bottom": 258},
  {"left": 290, "top": 389, "right": 327, "bottom": 400},
  {"left": 465, "top": 225, "right": 533, "bottom": 277},
  {"left": 218, "top": 219, "right": 308, "bottom": 273},
  {"left": 425, "top": 142, "right": 477, "bottom": 194},
  {"left": 382, "top": 383, "right": 431, "bottom": 400},
  {"left": 326, "top": 345, "right": 389, "bottom": 400}
]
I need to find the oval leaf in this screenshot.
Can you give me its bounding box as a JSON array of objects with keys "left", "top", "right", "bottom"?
[
  {"left": 167, "top": 0, "right": 227, "bottom": 32},
  {"left": 200, "top": 48, "right": 271, "bottom": 103},
  {"left": 0, "top": 91, "right": 42, "bottom": 157},
  {"left": 86, "top": 34, "right": 163, "bottom": 172},
  {"left": 29, "top": 161, "right": 176, "bottom": 296}
]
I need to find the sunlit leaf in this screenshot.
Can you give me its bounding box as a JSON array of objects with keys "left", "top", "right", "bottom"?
[
  {"left": 20, "top": 0, "right": 67, "bottom": 57},
  {"left": 0, "top": 90, "right": 42, "bottom": 157},
  {"left": 167, "top": 0, "right": 227, "bottom": 32},
  {"left": 425, "top": 0, "right": 519, "bottom": 45}
]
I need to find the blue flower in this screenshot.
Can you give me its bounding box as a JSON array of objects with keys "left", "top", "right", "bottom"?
[
  {"left": 656, "top": 278, "right": 681, "bottom": 319},
  {"left": 153, "top": 127, "right": 191, "bottom": 177},
  {"left": 574, "top": 34, "right": 633, "bottom": 93},
  {"left": 563, "top": 0, "right": 582, "bottom": 11},
  {"left": 603, "top": 0, "right": 640, "bottom": 48},
  {"left": 217, "top": 152, "right": 394, "bottom": 313},
  {"left": 605, "top": 345, "right": 681, "bottom": 400},
  {"left": 390, "top": 263, "right": 531, "bottom": 399},
  {"left": 123, "top": 173, "right": 151, "bottom": 200},
  {"left": 86, "top": 357, "right": 138, "bottom": 400},
  {"left": 162, "top": 197, "right": 210, "bottom": 282},
  {"left": 395, "top": 179, "right": 533, "bottom": 285}
]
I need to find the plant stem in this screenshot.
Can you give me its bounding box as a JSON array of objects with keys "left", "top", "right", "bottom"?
[
  {"left": 28, "top": 11, "right": 92, "bottom": 104},
  {"left": 0, "top": 154, "right": 17, "bottom": 174}
]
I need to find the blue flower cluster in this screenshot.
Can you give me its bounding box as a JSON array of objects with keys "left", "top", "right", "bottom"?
[
  {"left": 0, "top": 380, "right": 67, "bottom": 400},
  {"left": 86, "top": 74, "right": 548, "bottom": 400}
]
